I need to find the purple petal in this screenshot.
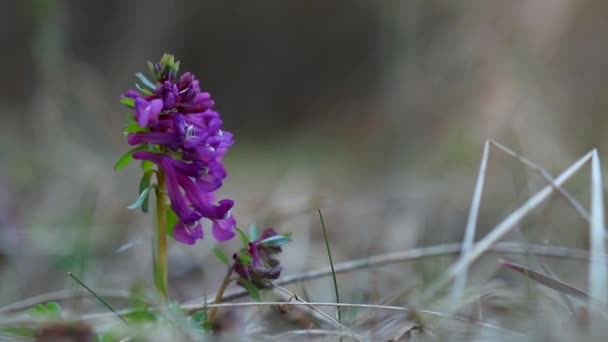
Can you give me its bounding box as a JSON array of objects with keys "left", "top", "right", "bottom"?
[
  {"left": 177, "top": 173, "right": 226, "bottom": 219},
  {"left": 173, "top": 221, "right": 203, "bottom": 245},
  {"left": 135, "top": 98, "right": 163, "bottom": 127},
  {"left": 174, "top": 114, "right": 186, "bottom": 137},
  {"left": 212, "top": 214, "right": 236, "bottom": 241},
  {"left": 166, "top": 158, "right": 202, "bottom": 178},
  {"left": 128, "top": 131, "right": 179, "bottom": 146},
  {"left": 133, "top": 151, "right": 164, "bottom": 164},
  {"left": 150, "top": 98, "right": 163, "bottom": 112},
  {"left": 162, "top": 159, "right": 202, "bottom": 223},
  {"left": 123, "top": 89, "right": 140, "bottom": 99},
  {"left": 196, "top": 172, "right": 222, "bottom": 192}
]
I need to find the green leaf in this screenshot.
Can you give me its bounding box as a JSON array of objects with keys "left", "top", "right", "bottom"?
[
  {"left": 0, "top": 327, "right": 35, "bottom": 338},
  {"left": 136, "top": 83, "right": 155, "bottom": 96},
  {"left": 166, "top": 207, "right": 179, "bottom": 237},
  {"left": 235, "top": 227, "right": 250, "bottom": 247},
  {"left": 138, "top": 170, "right": 155, "bottom": 213},
  {"left": 248, "top": 223, "right": 259, "bottom": 241},
  {"left": 122, "top": 121, "right": 149, "bottom": 134},
  {"left": 148, "top": 61, "right": 160, "bottom": 81},
  {"left": 135, "top": 72, "right": 156, "bottom": 89},
  {"left": 96, "top": 333, "right": 116, "bottom": 342},
  {"left": 27, "top": 301, "right": 62, "bottom": 320},
  {"left": 260, "top": 234, "right": 292, "bottom": 248},
  {"left": 128, "top": 185, "right": 155, "bottom": 210},
  {"left": 239, "top": 279, "right": 261, "bottom": 301},
  {"left": 192, "top": 310, "right": 207, "bottom": 324},
  {"left": 114, "top": 146, "right": 149, "bottom": 171},
  {"left": 44, "top": 302, "right": 62, "bottom": 318},
  {"left": 237, "top": 251, "right": 252, "bottom": 264},
  {"left": 213, "top": 247, "right": 230, "bottom": 265},
  {"left": 27, "top": 304, "right": 47, "bottom": 318},
  {"left": 192, "top": 309, "right": 213, "bottom": 331},
  {"left": 120, "top": 97, "right": 135, "bottom": 108},
  {"left": 123, "top": 309, "right": 157, "bottom": 322},
  {"left": 141, "top": 160, "right": 155, "bottom": 171}
]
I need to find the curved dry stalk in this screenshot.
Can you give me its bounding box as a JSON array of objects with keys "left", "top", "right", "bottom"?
[
  {"left": 0, "top": 288, "right": 138, "bottom": 314},
  {"left": 489, "top": 140, "right": 591, "bottom": 221},
  {"left": 189, "top": 241, "right": 600, "bottom": 306},
  {"left": 0, "top": 301, "right": 525, "bottom": 338},
  {"left": 270, "top": 328, "right": 365, "bottom": 341},
  {"left": 271, "top": 284, "right": 365, "bottom": 341},
  {"left": 2, "top": 242, "right": 598, "bottom": 317},
  {"left": 454, "top": 140, "right": 597, "bottom": 304},
  {"left": 423, "top": 150, "right": 594, "bottom": 304}
]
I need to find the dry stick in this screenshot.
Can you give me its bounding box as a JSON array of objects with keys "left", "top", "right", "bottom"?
[
  {"left": 272, "top": 284, "right": 365, "bottom": 342},
  {"left": 1, "top": 302, "right": 524, "bottom": 338},
  {"left": 422, "top": 150, "right": 594, "bottom": 304},
  {"left": 3, "top": 242, "right": 598, "bottom": 318},
  {"left": 1, "top": 243, "right": 602, "bottom": 334},
  {"left": 589, "top": 150, "right": 607, "bottom": 309},
  {"left": 186, "top": 242, "right": 601, "bottom": 306},
  {"left": 452, "top": 140, "right": 490, "bottom": 303}
]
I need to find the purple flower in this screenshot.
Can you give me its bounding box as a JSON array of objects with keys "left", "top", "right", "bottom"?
[
  {"left": 234, "top": 228, "right": 286, "bottom": 288},
  {"left": 135, "top": 98, "right": 163, "bottom": 128},
  {"left": 132, "top": 151, "right": 236, "bottom": 244},
  {"left": 121, "top": 55, "right": 236, "bottom": 246}
]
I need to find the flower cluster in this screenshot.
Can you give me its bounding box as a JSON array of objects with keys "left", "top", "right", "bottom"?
[
  {"left": 121, "top": 54, "right": 235, "bottom": 245},
  {"left": 233, "top": 228, "right": 287, "bottom": 288}
]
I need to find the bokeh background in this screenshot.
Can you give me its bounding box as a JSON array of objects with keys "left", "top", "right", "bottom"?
[{"left": 2, "top": 0, "right": 608, "bottom": 336}]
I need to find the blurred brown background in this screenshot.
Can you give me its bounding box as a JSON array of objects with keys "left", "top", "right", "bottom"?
[{"left": 1, "top": 0, "right": 608, "bottom": 311}]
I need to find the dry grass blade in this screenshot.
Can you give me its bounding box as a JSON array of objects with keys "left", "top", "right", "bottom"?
[
  {"left": 270, "top": 328, "right": 365, "bottom": 341},
  {"left": 500, "top": 260, "right": 589, "bottom": 300},
  {"left": 183, "top": 242, "right": 603, "bottom": 306},
  {"left": 589, "top": 150, "right": 607, "bottom": 309},
  {"left": 452, "top": 140, "right": 490, "bottom": 303},
  {"left": 0, "top": 301, "right": 523, "bottom": 337},
  {"left": 424, "top": 150, "right": 594, "bottom": 303},
  {"left": 272, "top": 284, "right": 365, "bottom": 341},
  {"left": 490, "top": 140, "right": 591, "bottom": 221}
]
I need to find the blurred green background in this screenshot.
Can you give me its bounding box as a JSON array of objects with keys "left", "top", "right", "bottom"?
[{"left": 1, "top": 0, "right": 608, "bottom": 314}]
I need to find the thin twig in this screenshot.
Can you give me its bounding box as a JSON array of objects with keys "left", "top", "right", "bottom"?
[
  {"left": 490, "top": 140, "right": 591, "bottom": 221},
  {"left": 185, "top": 242, "right": 602, "bottom": 306},
  {"left": 1, "top": 243, "right": 602, "bottom": 323},
  {"left": 272, "top": 284, "right": 365, "bottom": 341},
  {"left": 423, "top": 150, "right": 594, "bottom": 304},
  {"left": 0, "top": 301, "right": 525, "bottom": 337},
  {"left": 453, "top": 140, "right": 490, "bottom": 303},
  {"left": 589, "top": 150, "right": 607, "bottom": 309}
]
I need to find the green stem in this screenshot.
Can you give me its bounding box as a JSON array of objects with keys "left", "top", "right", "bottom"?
[
  {"left": 154, "top": 166, "right": 168, "bottom": 302},
  {"left": 207, "top": 265, "right": 235, "bottom": 323}
]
